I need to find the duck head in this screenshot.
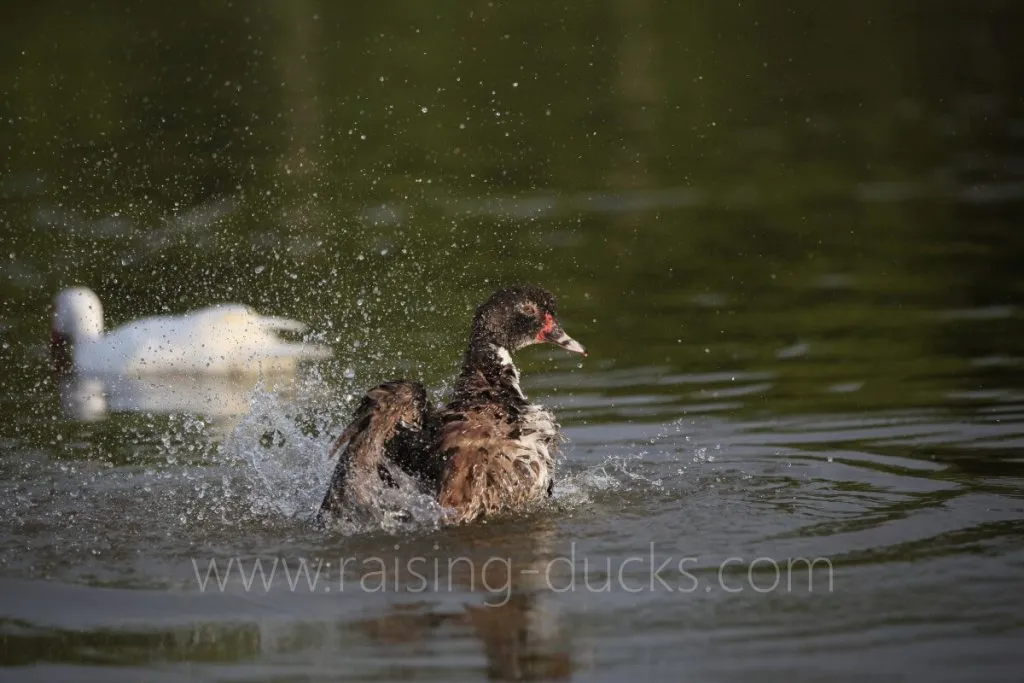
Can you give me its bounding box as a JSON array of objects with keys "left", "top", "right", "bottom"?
[
  {"left": 52, "top": 287, "right": 104, "bottom": 372},
  {"left": 469, "top": 285, "right": 586, "bottom": 357},
  {"left": 53, "top": 287, "right": 105, "bottom": 342}
]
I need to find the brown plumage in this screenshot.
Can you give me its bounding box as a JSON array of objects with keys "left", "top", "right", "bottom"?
[
  {"left": 318, "top": 381, "right": 440, "bottom": 517},
  {"left": 318, "top": 285, "right": 586, "bottom": 526},
  {"left": 436, "top": 401, "right": 563, "bottom": 523}
]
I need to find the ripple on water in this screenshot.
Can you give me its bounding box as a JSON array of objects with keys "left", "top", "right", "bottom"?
[{"left": 2, "top": 364, "right": 1023, "bottom": 681}]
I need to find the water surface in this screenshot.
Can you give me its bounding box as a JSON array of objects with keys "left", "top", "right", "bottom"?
[{"left": 2, "top": 2, "right": 1024, "bottom": 681}]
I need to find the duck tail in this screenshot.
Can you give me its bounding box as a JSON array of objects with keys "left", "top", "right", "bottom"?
[
  {"left": 293, "top": 342, "right": 334, "bottom": 361},
  {"left": 262, "top": 340, "right": 333, "bottom": 361},
  {"left": 258, "top": 315, "right": 308, "bottom": 334},
  {"left": 254, "top": 315, "right": 333, "bottom": 361}
]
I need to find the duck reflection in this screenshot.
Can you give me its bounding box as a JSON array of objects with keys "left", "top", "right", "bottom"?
[
  {"left": 6, "top": 520, "right": 579, "bottom": 678},
  {"left": 354, "top": 520, "right": 575, "bottom": 680},
  {"left": 58, "top": 372, "right": 293, "bottom": 424},
  {"left": 359, "top": 593, "right": 572, "bottom": 680},
  {"left": 465, "top": 592, "right": 573, "bottom": 681}
]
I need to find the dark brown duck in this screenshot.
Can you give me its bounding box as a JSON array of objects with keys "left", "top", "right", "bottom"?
[{"left": 318, "top": 285, "right": 586, "bottom": 525}]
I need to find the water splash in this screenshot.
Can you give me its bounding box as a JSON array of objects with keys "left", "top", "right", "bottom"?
[
  {"left": 166, "top": 364, "right": 708, "bottom": 535},
  {"left": 220, "top": 374, "right": 338, "bottom": 521},
  {"left": 550, "top": 415, "right": 724, "bottom": 511},
  {"left": 552, "top": 448, "right": 669, "bottom": 511},
  {"left": 320, "top": 479, "right": 446, "bottom": 536},
  {"left": 550, "top": 463, "right": 622, "bottom": 510},
  {"left": 217, "top": 370, "right": 447, "bottom": 535}
]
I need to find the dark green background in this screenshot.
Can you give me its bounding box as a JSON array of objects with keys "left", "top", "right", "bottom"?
[{"left": 2, "top": 0, "right": 1023, "bottom": 420}]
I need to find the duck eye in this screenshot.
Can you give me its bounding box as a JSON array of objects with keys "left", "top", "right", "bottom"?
[{"left": 518, "top": 302, "right": 538, "bottom": 317}]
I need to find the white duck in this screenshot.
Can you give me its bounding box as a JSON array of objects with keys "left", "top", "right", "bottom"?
[{"left": 52, "top": 287, "right": 332, "bottom": 376}]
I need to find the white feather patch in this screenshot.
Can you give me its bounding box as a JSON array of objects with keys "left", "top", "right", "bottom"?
[
  {"left": 490, "top": 344, "right": 560, "bottom": 499},
  {"left": 491, "top": 344, "right": 525, "bottom": 400},
  {"left": 514, "top": 404, "right": 559, "bottom": 497}
]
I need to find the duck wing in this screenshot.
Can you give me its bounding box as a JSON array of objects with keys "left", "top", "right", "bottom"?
[
  {"left": 436, "top": 404, "right": 518, "bottom": 523},
  {"left": 318, "top": 380, "right": 440, "bottom": 519},
  {"left": 437, "top": 403, "right": 559, "bottom": 524}
]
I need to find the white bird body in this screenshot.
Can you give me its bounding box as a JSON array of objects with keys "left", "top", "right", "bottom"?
[{"left": 52, "top": 287, "right": 332, "bottom": 376}]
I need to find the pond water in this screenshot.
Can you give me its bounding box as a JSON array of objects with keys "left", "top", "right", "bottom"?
[{"left": 2, "top": 2, "right": 1023, "bottom": 681}]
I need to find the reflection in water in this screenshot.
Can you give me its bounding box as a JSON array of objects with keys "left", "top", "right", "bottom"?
[
  {"left": 0, "top": 594, "right": 572, "bottom": 681},
  {"left": 354, "top": 522, "right": 574, "bottom": 681},
  {"left": 463, "top": 594, "right": 572, "bottom": 680},
  {"left": 1, "top": 401, "right": 1021, "bottom": 680},
  {"left": 359, "top": 595, "right": 572, "bottom": 681},
  {"left": 0, "top": 521, "right": 576, "bottom": 681},
  {"left": 57, "top": 373, "right": 297, "bottom": 427}
]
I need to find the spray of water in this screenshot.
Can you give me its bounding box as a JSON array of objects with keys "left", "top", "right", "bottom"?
[
  {"left": 215, "top": 367, "right": 447, "bottom": 534},
  {"left": 207, "top": 373, "right": 705, "bottom": 535}
]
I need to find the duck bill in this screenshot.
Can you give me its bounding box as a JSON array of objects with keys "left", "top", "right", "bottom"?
[{"left": 539, "top": 320, "right": 587, "bottom": 356}]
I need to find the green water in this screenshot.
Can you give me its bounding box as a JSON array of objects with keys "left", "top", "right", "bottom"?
[{"left": 1, "top": 2, "right": 1023, "bottom": 681}]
